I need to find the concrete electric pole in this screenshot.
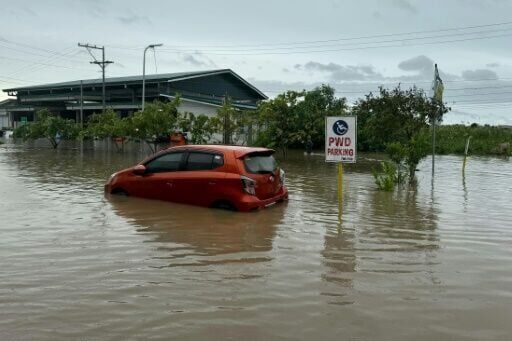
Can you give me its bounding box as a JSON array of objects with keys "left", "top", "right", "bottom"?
[{"left": 78, "top": 43, "right": 113, "bottom": 112}]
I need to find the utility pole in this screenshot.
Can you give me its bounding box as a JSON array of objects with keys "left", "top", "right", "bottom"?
[
  {"left": 222, "top": 95, "right": 228, "bottom": 144},
  {"left": 78, "top": 43, "right": 113, "bottom": 112},
  {"left": 80, "top": 80, "right": 84, "bottom": 128}
]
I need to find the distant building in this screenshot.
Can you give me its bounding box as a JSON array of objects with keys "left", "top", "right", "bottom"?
[
  {"left": 0, "top": 69, "right": 267, "bottom": 128},
  {"left": 0, "top": 99, "right": 14, "bottom": 128}
]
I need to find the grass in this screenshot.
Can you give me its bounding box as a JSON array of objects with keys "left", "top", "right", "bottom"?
[{"left": 434, "top": 124, "right": 512, "bottom": 156}]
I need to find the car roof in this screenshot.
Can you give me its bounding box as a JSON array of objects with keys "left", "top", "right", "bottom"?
[{"left": 167, "top": 145, "right": 275, "bottom": 158}]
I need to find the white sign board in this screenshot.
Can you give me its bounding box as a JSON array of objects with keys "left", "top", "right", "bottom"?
[{"left": 325, "top": 116, "right": 357, "bottom": 163}]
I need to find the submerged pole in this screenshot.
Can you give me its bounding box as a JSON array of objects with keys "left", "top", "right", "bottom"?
[
  {"left": 462, "top": 136, "right": 472, "bottom": 174},
  {"left": 337, "top": 163, "right": 343, "bottom": 222},
  {"left": 431, "top": 110, "right": 436, "bottom": 177}
]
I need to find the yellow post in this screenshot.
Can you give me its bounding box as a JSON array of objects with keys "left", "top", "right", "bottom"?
[{"left": 337, "top": 163, "right": 343, "bottom": 222}]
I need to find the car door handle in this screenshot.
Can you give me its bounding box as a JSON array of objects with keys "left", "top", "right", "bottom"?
[
  {"left": 208, "top": 181, "right": 216, "bottom": 185},
  {"left": 166, "top": 182, "right": 174, "bottom": 187}
]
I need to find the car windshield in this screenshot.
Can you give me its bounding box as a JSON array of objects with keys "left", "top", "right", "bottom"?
[{"left": 243, "top": 154, "right": 277, "bottom": 174}]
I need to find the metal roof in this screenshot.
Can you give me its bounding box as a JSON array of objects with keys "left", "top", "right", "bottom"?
[{"left": 3, "top": 69, "right": 267, "bottom": 99}]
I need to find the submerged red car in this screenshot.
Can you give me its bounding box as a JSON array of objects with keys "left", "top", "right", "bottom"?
[{"left": 105, "top": 145, "right": 288, "bottom": 212}]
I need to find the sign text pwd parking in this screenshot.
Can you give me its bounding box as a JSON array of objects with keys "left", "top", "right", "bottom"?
[{"left": 325, "top": 116, "right": 357, "bottom": 163}]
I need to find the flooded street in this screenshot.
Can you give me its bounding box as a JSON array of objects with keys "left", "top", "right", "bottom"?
[{"left": 1, "top": 142, "right": 511, "bottom": 340}]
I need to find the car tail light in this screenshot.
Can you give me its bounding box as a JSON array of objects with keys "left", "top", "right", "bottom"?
[
  {"left": 279, "top": 169, "right": 285, "bottom": 186},
  {"left": 241, "top": 175, "right": 257, "bottom": 195}
]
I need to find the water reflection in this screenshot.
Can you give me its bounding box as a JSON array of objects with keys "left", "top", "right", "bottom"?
[
  {"left": 320, "top": 223, "right": 356, "bottom": 305},
  {"left": 363, "top": 187, "right": 439, "bottom": 251},
  {"left": 2, "top": 141, "right": 512, "bottom": 339},
  {"left": 108, "top": 196, "right": 284, "bottom": 264}
]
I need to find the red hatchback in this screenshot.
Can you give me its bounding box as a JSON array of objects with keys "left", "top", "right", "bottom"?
[{"left": 105, "top": 145, "right": 288, "bottom": 212}]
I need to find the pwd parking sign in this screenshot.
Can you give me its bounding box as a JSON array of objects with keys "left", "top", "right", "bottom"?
[{"left": 325, "top": 116, "right": 357, "bottom": 163}]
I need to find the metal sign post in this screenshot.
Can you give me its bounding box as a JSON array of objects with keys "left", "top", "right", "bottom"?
[{"left": 325, "top": 116, "right": 357, "bottom": 222}]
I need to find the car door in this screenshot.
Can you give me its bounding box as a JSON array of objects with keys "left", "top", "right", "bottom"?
[
  {"left": 140, "top": 151, "right": 186, "bottom": 202},
  {"left": 177, "top": 151, "right": 226, "bottom": 206}
]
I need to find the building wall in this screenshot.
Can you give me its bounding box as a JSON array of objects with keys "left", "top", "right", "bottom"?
[
  {"left": 177, "top": 100, "right": 219, "bottom": 117},
  {"left": 0, "top": 111, "right": 11, "bottom": 128},
  {"left": 176, "top": 100, "right": 248, "bottom": 145},
  {"left": 177, "top": 100, "right": 223, "bottom": 143}
]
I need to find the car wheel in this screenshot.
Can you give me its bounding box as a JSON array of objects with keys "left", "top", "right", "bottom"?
[
  {"left": 210, "top": 200, "right": 236, "bottom": 211},
  {"left": 111, "top": 188, "right": 129, "bottom": 196}
]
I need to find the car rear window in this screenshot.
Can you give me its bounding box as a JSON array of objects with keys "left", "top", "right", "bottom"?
[
  {"left": 243, "top": 154, "right": 277, "bottom": 174},
  {"left": 185, "top": 152, "right": 224, "bottom": 171}
]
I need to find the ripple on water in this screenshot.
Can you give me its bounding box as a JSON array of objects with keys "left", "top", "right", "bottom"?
[{"left": 1, "top": 144, "right": 512, "bottom": 340}]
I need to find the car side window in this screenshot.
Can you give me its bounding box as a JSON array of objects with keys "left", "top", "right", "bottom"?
[
  {"left": 145, "top": 152, "right": 184, "bottom": 173},
  {"left": 184, "top": 152, "right": 224, "bottom": 171}
]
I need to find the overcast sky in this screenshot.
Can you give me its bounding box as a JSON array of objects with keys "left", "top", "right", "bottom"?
[{"left": 1, "top": 0, "right": 512, "bottom": 124}]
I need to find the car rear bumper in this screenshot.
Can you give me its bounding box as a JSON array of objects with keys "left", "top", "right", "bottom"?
[{"left": 236, "top": 187, "right": 289, "bottom": 212}]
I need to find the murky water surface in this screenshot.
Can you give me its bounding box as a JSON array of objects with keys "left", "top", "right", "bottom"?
[{"left": 1, "top": 141, "right": 511, "bottom": 340}]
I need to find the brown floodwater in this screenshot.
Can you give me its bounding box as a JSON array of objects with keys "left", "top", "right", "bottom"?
[{"left": 1, "top": 141, "right": 511, "bottom": 340}]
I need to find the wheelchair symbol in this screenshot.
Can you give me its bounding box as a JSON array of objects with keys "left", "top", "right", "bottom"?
[{"left": 333, "top": 120, "right": 349, "bottom": 136}]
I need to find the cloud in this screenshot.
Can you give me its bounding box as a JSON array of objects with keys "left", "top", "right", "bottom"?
[
  {"left": 486, "top": 62, "right": 500, "bottom": 68},
  {"left": 183, "top": 54, "right": 205, "bottom": 67},
  {"left": 396, "top": 55, "right": 459, "bottom": 81},
  {"left": 22, "top": 7, "right": 37, "bottom": 17},
  {"left": 85, "top": 1, "right": 106, "bottom": 18},
  {"left": 392, "top": 0, "right": 418, "bottom": 13},
  {"left": 301, "top": 61, "right": 383, "bottom": 81},
  {"left": 180, "top": 52, "right": 216, "bottom": 68},
  {"left": 372, "top": 10, "right": 382, "bottom": 19},
  {"left": 461, "top": 69, "right": 498, "bottom": 81},
  {"left": 398, "top": 55, "right": 434, "bottom": 73},
  {"left": 116, "top": 14, "right": 152, "bottom": 25}
]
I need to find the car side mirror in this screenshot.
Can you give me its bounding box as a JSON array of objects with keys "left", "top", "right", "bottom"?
[{"left": 133, "top": 164, "right": 146, "bottom": 175}]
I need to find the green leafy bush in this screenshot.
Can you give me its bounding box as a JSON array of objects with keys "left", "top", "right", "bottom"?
[{"left": 372, "top": 161, "right": 397, "bottom": 191}]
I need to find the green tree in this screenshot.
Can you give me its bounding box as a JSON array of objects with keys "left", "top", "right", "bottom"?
[
  {"left": 256, "top": 90, "right": 302, "bottom": 156},
  {"left": 179, "top": 112, "right": 218, "bottom": 144},
  {"left": 128, "top": 98, "right": 181, "bottom": 153},
  {"left": 216, "top": 98, "right": 246, "bottom": 145},
  {"left": 255, "top": 85, "right": 347, "bottom": 155},
  {"left": 13, "top": 109, "right": 80, "bottom": 149},
  {"left": 294, "top": 85, "right": 348, "bottom": 148},
  {"left": 83, "top": 109, "right": 130, "bottom": 151},
  {"left": 353, "top": 86, "right": 449, "bottom": 182}
]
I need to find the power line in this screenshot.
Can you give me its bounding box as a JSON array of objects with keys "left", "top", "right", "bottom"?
[
  {"left": 109, "top": 20, "right": 512, "bottom": 49},
  {"left": 445, "top": 91, "right": 512, "bottom": 98},
  {"left": 0, "top": 54, "right": 92, "bottom": 71},
  {"left": 447, "top": 99, "right": 512, "bottom": 104},
  {"left": 155, "top": 28, "right": 512, "bottom": 53},
  {"left": 151, "top": 33, "right": 512, "bottom": 55},
  {"left": 3, "top": 49, "right": 84, "bottom": 79},
  {"left": 0, "top": 41, "right": 84, "bottom": 64},
  {"left": 78, "top": 43, "right": 114, "bottom": 112}
]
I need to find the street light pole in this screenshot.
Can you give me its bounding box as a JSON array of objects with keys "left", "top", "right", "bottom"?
[{"left": 142, "top": 43, "right": 163, "bottom": 112}]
